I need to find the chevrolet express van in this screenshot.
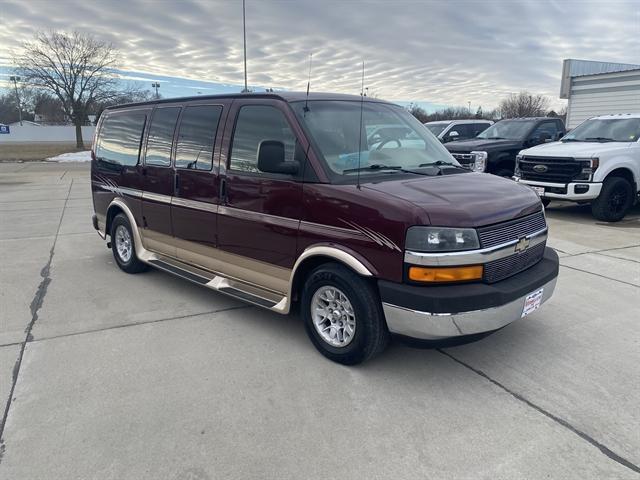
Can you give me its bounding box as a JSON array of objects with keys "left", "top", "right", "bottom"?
[{"left": 91, "top": 93, "right": 559, "bottom": 365}]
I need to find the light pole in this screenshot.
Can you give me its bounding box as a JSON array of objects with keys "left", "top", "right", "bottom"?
[
  {"left": 468, "top": 101, "right": 471, "bottom": 116},
  {"left": 9, "top": 76, "right": 22, "bottom": 126},
  {"left": 151, "top": 82, "right": 160, "bottom": 99}
]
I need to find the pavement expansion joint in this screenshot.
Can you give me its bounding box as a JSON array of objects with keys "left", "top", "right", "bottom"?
[{"left": 438, "top": 349, "right": 640, "bottom": 475}]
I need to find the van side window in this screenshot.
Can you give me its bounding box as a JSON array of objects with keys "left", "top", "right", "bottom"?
[
  {"left": 175, "top": 105, "right": 223, "bottom": 170},
  {"left": 96, "top": 112, "right": 146, "bottom": 167},
  {"left": 145, "top": 107, "right": 181, "bottom": 167},
  {"left": 230, "top": 105, "right": 296, "bottom": 173}
]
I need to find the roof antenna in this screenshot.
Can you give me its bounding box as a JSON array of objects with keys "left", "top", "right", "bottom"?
[
  {"left": 303, "top": 53, "right": 313, "bottom": 113},
  {"left": 356, "top": 60, "right": 365, "bottom": 190},
  {"left": 242, "top": 0, "right": 248, "bottom": 93}
]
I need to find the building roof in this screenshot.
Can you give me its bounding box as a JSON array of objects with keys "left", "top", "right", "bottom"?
[{"left": 560, "top": 59, "right": 640, "bottom": 98}]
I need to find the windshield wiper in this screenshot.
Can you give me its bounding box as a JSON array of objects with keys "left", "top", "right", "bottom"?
[
  {"left": 418, "top": 161, "right": 466, "bottom": 170},
  {"left": 343, "top": 164, "right": 403, "bottom": 174},
  {"left": 485, "top": 136, "right": 505, "bottom": 140},
  {"left": 561, "top": 138, "right": 580, "bottom": 142},
  {"left": 585, "top": 137, "right": 616, "bottom": 142}
]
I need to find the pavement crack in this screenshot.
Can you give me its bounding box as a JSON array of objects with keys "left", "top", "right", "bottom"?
[
  {"left": 27, "top": 305, "right": 253, "bottom": 344},
  {"left": 438, "top": 349, "right": 640, "bottom": 475},
  {"left": 0, "top": 180, "right": 73, "bottom": 451},
  {"left": 559, "top": 264, "right": 639, "bottom": 288}
]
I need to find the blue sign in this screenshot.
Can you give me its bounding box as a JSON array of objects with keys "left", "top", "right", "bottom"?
[{"left": 0, "top": 125, "right": 9, "bottom": 134}]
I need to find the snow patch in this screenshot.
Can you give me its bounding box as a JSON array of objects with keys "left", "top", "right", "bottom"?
[{"left": 46, "top": 151, "right": 92, "bottom": 162}]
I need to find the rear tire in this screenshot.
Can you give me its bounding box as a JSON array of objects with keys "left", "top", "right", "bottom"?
[
  {"left": 301, "top": 263, "right": 389, "bottom": 365},
  {"left": 591, "top": 177, "right": 633, "bottom": 222},
  {"left": 110, "top": 213, "right": 148, "bottom": 273}
]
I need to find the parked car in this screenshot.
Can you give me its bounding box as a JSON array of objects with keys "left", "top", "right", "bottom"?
[
  {"left": 424, "top": 119, "right": 493, "bottom": 143},
  {"left": 446, "top": 117, "right": 566, "bottom": 177},
  {"left": 515, "top": 113, "right": 640, "bottom": 221},
  {"left": 91, "top": 92, "right": 559, "bottom": 365}
]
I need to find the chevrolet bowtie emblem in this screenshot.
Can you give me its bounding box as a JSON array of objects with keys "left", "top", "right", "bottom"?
[{"left": 514, "top": 237, "right": 530, "bottom": 253}]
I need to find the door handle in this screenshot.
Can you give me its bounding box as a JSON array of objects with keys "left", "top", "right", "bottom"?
[
  {"left": 175, "top": 173, "right": 180, "bottom": 193},
  {"left": 220, "top": 178, "right": 227, "bottom": 201}
]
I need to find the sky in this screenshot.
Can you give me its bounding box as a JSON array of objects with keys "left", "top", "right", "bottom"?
[{"left": 0, "top": 0, "right": 639, "bottom": 111}]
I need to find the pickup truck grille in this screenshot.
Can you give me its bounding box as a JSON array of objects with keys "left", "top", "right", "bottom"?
[
  {"left": 477, "top": 211, "right": 547, "bottom": 249},
  {"left": 484, "top": 241, "right": 546, "bottom": 283},
  {"left": 519, "top": 156, "right": 582, "bottom": 183},
  {"left": 450, "top": 152, "right": 475, "bottom": 168}
]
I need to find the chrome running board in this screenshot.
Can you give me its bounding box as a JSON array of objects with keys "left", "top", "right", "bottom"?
[{"left": 148, "top": 257, "right": 284, "bottom": 312}]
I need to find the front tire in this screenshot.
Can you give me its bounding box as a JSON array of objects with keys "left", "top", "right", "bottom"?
[
  {"left": 301, "top": 263, "right": 389, "bottom": 365},
  {"left": 591, "top": 177, "right": 633, "bottom": 222},
  {"left": 541, "top": 198, "right": 551, "bottom": 208},
  {"left": 110, "top": 213, "right": 148, "bottom": 273}
]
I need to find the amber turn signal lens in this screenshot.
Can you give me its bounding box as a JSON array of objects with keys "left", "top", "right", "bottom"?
[{"left": 408, "top": 265, "right": 483, "bottom": 283}]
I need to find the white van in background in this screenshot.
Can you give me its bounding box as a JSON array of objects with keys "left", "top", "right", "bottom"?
[
  {"left": 424, "top": 119, "right": 493, "bottom": 143},
  {"left": 514, "top": 114, "right": 640, "bottom": 221}
]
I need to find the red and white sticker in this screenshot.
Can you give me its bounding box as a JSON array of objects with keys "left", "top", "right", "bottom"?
[{"left": 522, "top": 288, "right": 544, "bottom": 318}]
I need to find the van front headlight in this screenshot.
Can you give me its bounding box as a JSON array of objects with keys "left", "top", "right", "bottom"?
[
  {"left": 471, "top": 151, "right": 488, "bottom": 172},
  {"left": 406, "top": 226, "right": 480, "bottom": 252}
]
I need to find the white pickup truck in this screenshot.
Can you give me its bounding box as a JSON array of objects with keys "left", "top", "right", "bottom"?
[{"left": 514, "top": 114, "right": 640, "bottom": 221}]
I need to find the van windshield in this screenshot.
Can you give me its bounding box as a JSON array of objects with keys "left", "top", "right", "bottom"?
[
  {"left": 562, "top": 118, "right": 640, "bottom": 143},
  {"left": 292, "top": 100, "right": 459, "bottom": 179},
  {"left": 477, "top": 119, "right": 537, "bottom": 140}
]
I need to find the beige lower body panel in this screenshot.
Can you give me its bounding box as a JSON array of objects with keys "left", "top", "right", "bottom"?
[{"left": 138, "top": 228, "right": 291, "bottom": 309}]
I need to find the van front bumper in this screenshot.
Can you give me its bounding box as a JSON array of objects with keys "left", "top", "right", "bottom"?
[{"left": 379, "top": 247, "right": 559, "bottom": 340}]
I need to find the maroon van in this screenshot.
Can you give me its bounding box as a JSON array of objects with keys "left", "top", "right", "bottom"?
[{"left": 91, "top": 92, "right": 559, "bottom": 364}]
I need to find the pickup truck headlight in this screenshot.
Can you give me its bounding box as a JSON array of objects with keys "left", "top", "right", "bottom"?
[
  {"left": 471, "top": 151, "right": 488, "bottom": 172},
  {"left": 406, "top": 226, "right": 480, "bottom": 252},
  {"left": 575, "top": 158, "right": 599, "bottom": 181}
]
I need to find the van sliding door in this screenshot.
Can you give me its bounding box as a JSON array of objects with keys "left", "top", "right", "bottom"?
[{"left": 171, "top": 102, "right": 229, "bottom": 270}]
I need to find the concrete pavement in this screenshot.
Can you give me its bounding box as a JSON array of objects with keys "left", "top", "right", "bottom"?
[{"left": 0, "top": 162, "right": 638, "bottom": 479}]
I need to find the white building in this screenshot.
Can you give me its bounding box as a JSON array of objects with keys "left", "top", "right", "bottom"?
[{"left": 560, "top": 59, "right": 640, "bottom": 129}]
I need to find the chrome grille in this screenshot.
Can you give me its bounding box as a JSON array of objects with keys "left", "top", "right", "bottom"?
[
  {"left": 451, "top": 153, "right": 475, "bottom": 168},
  {"left": 484, "top": 241, "right": 546, "bottom": 283},
  {"left": 478, "top": 211, "right": 547, "bottom": 249}
]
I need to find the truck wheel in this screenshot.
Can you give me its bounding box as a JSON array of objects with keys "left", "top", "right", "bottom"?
[
  {"left": 110, "top": 213, "right": 148, "bottom": 273},
  {"left": 301, "top": 263, "right": 389, "bottom": 365},
  {"left": 541, "top": 198, "right": 551, "bottom": 208},
  {"left": 591, "top": 177, "right": 633, "bottom": 222}
]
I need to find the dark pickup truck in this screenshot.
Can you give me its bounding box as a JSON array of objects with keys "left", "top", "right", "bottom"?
[{"left": 446, "top": 117, "right": 566, "bottom": 177}]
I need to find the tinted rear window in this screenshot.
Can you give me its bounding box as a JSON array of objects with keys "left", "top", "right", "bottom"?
[
  {"left": 175, "top": 105, "right": 223, "bottom": 170},
  {"left": 96, "top": 112, "right": 146, "bottom": 167},
  {"left": 145, "top": 107, "right": 181, "bottom": 167}
]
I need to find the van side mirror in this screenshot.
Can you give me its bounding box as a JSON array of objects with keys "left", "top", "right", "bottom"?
[{"left": 257, "top": 140, "right": 299, "bottom": 175}]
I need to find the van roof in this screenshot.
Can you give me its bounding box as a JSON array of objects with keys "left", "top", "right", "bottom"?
[{"left": 105, "top": 91, "right": 390, "bottom": 111}]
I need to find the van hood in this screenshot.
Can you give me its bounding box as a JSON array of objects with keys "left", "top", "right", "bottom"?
[
  {"left": 446, "top": 138, "right": 521, "bottom": 153},
  {"left": 520, "top": 140, "right": 633, "bottom": 157},
  {"left": 363, "top": 172, "right": 541, "bottom": 227}
]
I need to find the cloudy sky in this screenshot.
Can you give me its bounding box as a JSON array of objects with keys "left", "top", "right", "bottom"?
[{"left": 1, "top": 0, "right": 639, "bottom": 110}]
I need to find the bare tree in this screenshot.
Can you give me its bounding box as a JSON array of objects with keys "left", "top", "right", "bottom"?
[
  {"left": 408, "top": 104, "right": 498, "bottom": 123},
  {"left": 14, "top": 31, "right": 126, "bottom": 147},
  {"left": 498, "top": 91, "right": 550, "bottom": 119}
]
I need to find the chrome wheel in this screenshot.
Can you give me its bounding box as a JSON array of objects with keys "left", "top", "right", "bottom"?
[
  {"left": 311, "top": 286, "right": 356, "bottom": 348},
  {"left": 115, "top": 224, "right": 132, "bottom": 263}
]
